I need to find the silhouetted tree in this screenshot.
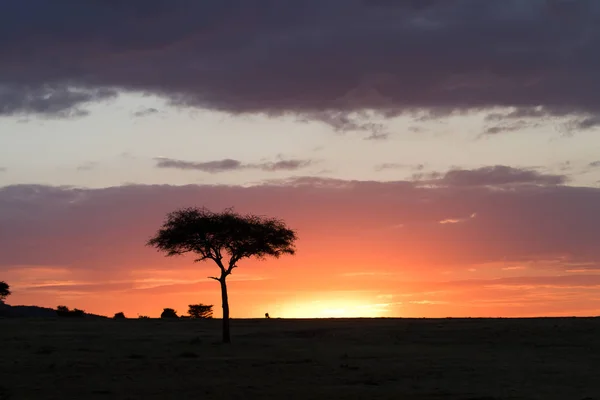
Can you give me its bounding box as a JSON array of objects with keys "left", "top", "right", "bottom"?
[
  {"left": 188, "top": 304, "right": 213, "bottom": 319},
  {"left": 148, "top": 207, "right": 297, "bottom": 343},
  {"left": 56, "top": 305, "right": 85, "bottom": 318},
  {"left": 0, "top": 281, "right": 10, "bottom": 303},
  {"left": 113, "top": 312, "right": 126, "bottom": 320},
  {"left": 161, "top": 308, "right": 178, "bottom": 319},
  {"left": 56, "top": 305, "right": 69, "bottom": 314}
]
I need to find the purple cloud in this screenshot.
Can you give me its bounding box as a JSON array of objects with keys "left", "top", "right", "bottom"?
[
  {"left": 416, "top": 165, "right": 568, "bottom": 187},
  {"left": 1, "top": 170, "right": 599, "bottom": 272},
  {"left": 1, "top": 1, "right": 600, "bottom": 130}
]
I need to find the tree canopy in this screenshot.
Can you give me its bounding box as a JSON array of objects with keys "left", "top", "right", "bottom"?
[
  {"left": 147, "top": 207, "right": 297, "bottom": 279},
  {"left": 0, "top": 281, "right": 10, "bottom": 302},
  {"left": 188, "top": 303, "right": 213, "bottom": 319}
]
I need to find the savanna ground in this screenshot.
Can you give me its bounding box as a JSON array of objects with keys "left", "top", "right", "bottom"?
[{"left": 1, "top": 317, "right": 599, "bottom": 400}]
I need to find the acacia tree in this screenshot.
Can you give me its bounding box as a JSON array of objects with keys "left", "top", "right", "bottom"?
[
  {"left": 147, "top": 207, "right": 297, "bottom": 343},
  {"left": 188, "top": 304, "right": 213, "bottom": 319},
  {"left": 0, "top": 281, "right": 10, "bottom": 303}
]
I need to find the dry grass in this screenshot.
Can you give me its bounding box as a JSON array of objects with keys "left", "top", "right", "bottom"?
[{"left": 1, "top": 317, "right": 599, "bottom": 399}]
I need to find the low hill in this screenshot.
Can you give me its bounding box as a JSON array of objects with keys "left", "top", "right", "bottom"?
[{"left": 0, "top": 303, "right": 107, "bottom": 319}]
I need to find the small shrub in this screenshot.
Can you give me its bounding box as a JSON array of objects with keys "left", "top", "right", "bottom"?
[
  {"left": 138, "top": 315, "right": 150, "bottom": 319},
  {"left": 56, "top": 305, "right": 85, "bottom": 318},
  {"left": 161, "top": 308, "right": 178, "bottom": 319},
  {"left": 0, "top": 281, "right": 10, "bottom": 303},
  {"left": 113, "top": 312, "right": 126, "bottom": 320}
]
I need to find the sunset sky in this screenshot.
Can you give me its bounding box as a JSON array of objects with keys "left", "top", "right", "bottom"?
[{"left": 2, "top": 0, "right": 600, "bottom": 318}]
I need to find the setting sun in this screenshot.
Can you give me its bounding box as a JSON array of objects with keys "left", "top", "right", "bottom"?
[{"left": 276, "top": 298, "right": 393, "bottom": 318}]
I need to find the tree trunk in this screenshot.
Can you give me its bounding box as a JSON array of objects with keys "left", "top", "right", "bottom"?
[{"left": 220, "top": 277, "right": 231, "bottom": 343}]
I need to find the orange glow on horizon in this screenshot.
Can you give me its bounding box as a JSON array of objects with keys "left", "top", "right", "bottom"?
[{"left": 274, "top": 296, "right": 395, "bottom": 318}]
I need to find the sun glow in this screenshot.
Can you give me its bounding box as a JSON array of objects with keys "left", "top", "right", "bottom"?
[{"left": 277, "top": 298, "right": 393, "bottom": 318}]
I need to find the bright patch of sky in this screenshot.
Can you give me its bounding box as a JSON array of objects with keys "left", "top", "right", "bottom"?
[{"left": 1, "top": 93, "right": 600, "bottom": 188}]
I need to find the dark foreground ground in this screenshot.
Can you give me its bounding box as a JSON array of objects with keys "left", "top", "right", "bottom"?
[{"left": 1, "top": 318, "right": 599, "bottom": 400}]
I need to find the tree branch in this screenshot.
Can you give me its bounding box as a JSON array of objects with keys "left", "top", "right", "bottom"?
[
  {"left": 226, "top": 264, "right": 238, "bottom": 275},
  {"left": 214, "top": 257, "right": 226, "bottom": 274},
  {"left": 208, "top": 276, "right": 221, "bottom": 281}
]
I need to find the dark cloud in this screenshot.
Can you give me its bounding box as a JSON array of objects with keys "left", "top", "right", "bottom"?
[
  {"left": 1, "top": 171, "right": 600, "bottom": 272},
  {"left": 259, "top": 159, "right": 313, "bottom": 172},
  {"left": 484, "top": 120, "right": 538, "bottom": 135},
  {"left": 155, "top": 158, "right": 242, "bottom": 173},
  {"left": 0, "top": 85, "right": 117, "bottom": 118},
  {"left": 132, "top": 107, "right": 159, "bottom": 117},
  {"left": 589, "top": 161, "right": 600, "bottom": 168},
  {"left": 154, "top": 157, "right": 312, "bottom": 173},
  {"left": 2, "top": 0, "right": 600, "bottom": 129},
  {"left": 417, "top": 165, "right": 568, "bottom": 187}
]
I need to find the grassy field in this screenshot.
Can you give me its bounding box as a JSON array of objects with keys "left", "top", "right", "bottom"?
[{"left": 1, "top": 317, "right": 599, "bottom": 399}]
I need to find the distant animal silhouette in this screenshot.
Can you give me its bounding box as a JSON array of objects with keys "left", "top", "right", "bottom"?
[{"left": 265, "top": 313, "right": 270, "bottom": 319}]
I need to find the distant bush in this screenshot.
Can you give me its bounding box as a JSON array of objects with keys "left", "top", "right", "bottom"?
[
  {"left": 138, "top": 315, "right": 150, "bottom": 319},
  {"left": 160, "top": 308, "right": 178, "bottom": 319},
  {"left": 113, "top": 312, "right": 126, "bottom": 320},
  {"left": 0, "top": 281, "right": 10, "bottom": 303},
  {"left": 188, "top": 304, "right": 213, "bottom": 319},
  {"left": 56, "top": 305, "right": 85, "bottom": 318}
]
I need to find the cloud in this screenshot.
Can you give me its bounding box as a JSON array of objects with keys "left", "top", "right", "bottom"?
[
  {"left": 259, "top": 159, "right": 313, "bottom": 172},
  {"left": 132, "top": 107, "right": 159, "bottom": 117},
  {"left": 589, "top": 161, "right": 600, "bottom": 168},
  {"left": 155, "top": 158, "right": 242, "bottom": 173},
  {"left": 364, "top": 131, "right": 389, "bottom": 141},
  {"left": 154, "top": 157, "right": 312, "bottom": 173},
  {"left": 76, "top": 161, "right": 97, "bottom": 171},
  {"left": 415, "top": 165, "right": 568, "bottom": 187},
  {"left": 0, "top": 167, "right": 6, "bottom": 172},
  {"left": 0, "top": 85, "right": 117, "bottom": 118},
  {"left": 2, "top": 1, "right": 600, "bottom": 129},
  {"left": 1, "top": 171, "right": 600, "bottom": 273},
  {"left": 483, "top": 120, "right": 539, "bottom": 136},
  {"left": 375, "top": 163, "right": 424, "bottom": 172},
  {"left": 439, "top": 213, "right": 476, "bottom": 225}
]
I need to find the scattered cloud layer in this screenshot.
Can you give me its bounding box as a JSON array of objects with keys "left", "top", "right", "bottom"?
[
  {"left": 2, "top": 1, "right": 600, "bottom": 131},
  {"left": 132, "top": 107, "right": 159, "bottom": 117},
  {"left": 414, "top": 165, "right": 568, "bottom": 187},
  {"left": 154, "top": 157, "right": 313, "bottom": 173},
  {"left": 0, "top": 169, "right": 597, "bottom": 271}
]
